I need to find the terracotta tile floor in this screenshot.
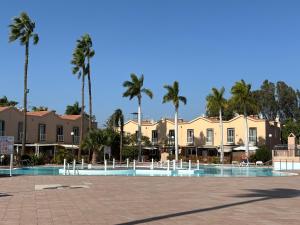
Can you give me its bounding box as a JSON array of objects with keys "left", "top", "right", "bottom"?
[{"left": 0, "top": 175, "right": 300, "bottom": 225}]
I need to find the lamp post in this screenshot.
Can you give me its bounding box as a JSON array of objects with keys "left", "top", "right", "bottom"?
[
  {"left": 71, "top": 131, "right": 74, "bottom": 159},
  {"left": 268, "top": 133, "right": 272, "bottom": 150}
]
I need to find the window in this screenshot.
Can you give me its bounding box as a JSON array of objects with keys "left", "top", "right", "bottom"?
[
  {"left": 249, "top": 127, "right": 257, "bottom": 145},
  {"left": 73, "top": 127, "right": 80, "bottom": 144},
  {"left": 151, "top": 130, "right": 158, "bottom": 144},
  {"left": 18, "top": 122, "right": 23, "bottom": 141},
  {"left": 206, "top": 129, "right": 214, "bottom": 145},
  {"left": 227, "top": 128, "right": 235, "bottom": 144},
  {"left": 168, "top": 130, "right": 175, "bottom": 145},
  {"left": 38, "top": 124, "right": 46, "bottom": 142},
  {"left": 56, "top": 125, "right": 64, "bottom": 142},
  {"left": 187, "top": 129, "right": 194, "bottom": 144},
  {"left": 0, "top": 120, "right": 4, "bottom": 136}
]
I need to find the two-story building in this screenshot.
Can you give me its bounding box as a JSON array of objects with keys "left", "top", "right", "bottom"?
[
  {"left": 123, "top": 115, "right": 281, "bottom": 162},
  {"left": 0, "top": 106, "right": 95, "bottom": 158}
]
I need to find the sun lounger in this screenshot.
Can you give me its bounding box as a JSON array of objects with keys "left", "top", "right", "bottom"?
[{"left": 256, "top": 161, "right": 264, "bottom": 166}]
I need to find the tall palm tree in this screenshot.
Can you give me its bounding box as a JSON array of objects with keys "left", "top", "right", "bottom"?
[
  {"left": 71, "top": 39, "right": 86, "bottom": 159},
  {"left": 77, "top": 34, "right": 95, "bottom": 130},
  {"left": 206, "top": 87, "right": 226, "bottom": 163},
  {"left": 231, "top": 80, "right": 256, "bottom": 158},
  {"left": 9, "top": 12, "right": 39, "bottom": 156},
  {"left": 162, "top": 81, "right": 187, "bottom": 161},
  {"left": 111, "top": 109, "right": 124, "bottom": 162},
  {"left": 123, "top": 74, "right": 153, "bottom": 162}
]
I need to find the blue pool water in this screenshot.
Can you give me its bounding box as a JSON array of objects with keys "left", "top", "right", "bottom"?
[{"left": 0, "top": 166, "right": 292, "bottom": 177}]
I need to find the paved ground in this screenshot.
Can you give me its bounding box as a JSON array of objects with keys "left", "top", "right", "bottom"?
[{"left": 0, "top": 174, "right": 300, "bottom": 225}]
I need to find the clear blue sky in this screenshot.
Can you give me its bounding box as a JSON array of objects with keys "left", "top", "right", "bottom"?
[{"left": 1, "top": 0, "right": 300, "bottom": 126}]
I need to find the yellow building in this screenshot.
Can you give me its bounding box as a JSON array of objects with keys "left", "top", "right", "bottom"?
[{"left": 124, "top": 115, "right": 281, "bottom": 162}]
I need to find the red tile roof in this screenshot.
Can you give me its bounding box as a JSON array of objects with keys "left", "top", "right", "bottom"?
[
  {"left": 59, "top": 115, "right": 81, "bottom": 120},
  {"left": 0, "top": 106, "right": 9, "bottom": 112},
  {"left": 26, "top": 111, "right": 51, "bottom": 116}
]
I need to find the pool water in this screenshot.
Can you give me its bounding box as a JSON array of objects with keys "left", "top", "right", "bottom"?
[
  {"left": 0, "top": 167, "right": 60, "bottom": 176},
  {"left": 0, "top": 166, "right": 292, "bottom": 177}
]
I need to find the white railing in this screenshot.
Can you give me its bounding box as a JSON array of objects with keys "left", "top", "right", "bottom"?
[
  {"left": 73, "top": 136, "right": 80, "bottom": 144},
  {"left": 57, "top": 135, "right": 64, "bottom": 142},
  {"left": 39, "top": 134, "right": 46, "bottom": 142},
  {"left": 187, "top": 137, "right": 194, "bottom": 144},
  {"left": 152, "top": 138, "right": 158, "bottom": 145}
]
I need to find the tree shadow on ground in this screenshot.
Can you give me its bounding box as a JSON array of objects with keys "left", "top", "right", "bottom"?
[
  {"left": 0, "top": 193, "right": 12, "bottom": 198},
  {"left": 116, "top": 188, "right": 300, "bottom": 225}
]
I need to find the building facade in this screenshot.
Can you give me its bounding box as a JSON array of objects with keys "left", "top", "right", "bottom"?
[
  {"left": 0, "top": 106, "right": 95, "bottom": 156},
  {"left": 123, "top": 115, "right": 281, "bottom": 162}
]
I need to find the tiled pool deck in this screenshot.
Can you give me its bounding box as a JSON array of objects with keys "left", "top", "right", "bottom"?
[{"left": 0, "top": 174, "right": 300, "bottom": 225}]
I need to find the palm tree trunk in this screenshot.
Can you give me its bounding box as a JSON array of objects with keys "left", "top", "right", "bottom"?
[
  {"left": 120, "top": 129, "right": 123, "bottom": 163},
  {"left": 175, "top": 107, "right": 179, "bottom": 161},
  {"left": 244, "top": 111, "right": 249, "bottom": 160},
  {"left": 138, "top": 97, "right": 142, "bottom": 162},
  {"left": 87, "top": 57, "right": 92, "bottom": 130},
  {"left": 22, "top": 42, "right": 29, "bottom": 157},
  {"left": 78, "top": 68, "right": 85, "bottom": 160},
  {"left": 219, "top": 108, "right": 224, "bottom": 163},
  {"left": 92, "top": 149, "right": 97, "bottom": 164}
]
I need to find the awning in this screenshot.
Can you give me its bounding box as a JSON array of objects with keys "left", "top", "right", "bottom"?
[
  {"left": 233, "top": 146, "right": 258, "bottom": 151},
  {"left": 217, "top": 146, "right": 233, "bottom": 153}
]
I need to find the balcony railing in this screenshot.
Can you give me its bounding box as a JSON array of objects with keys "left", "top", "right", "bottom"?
[
  {"left": 187, "top": 137, "right": 194, "bottom": 144},
  {"left": 39, "top": 134, "right": 46, "bottom": 142},
  {"left": 57, "top": 135, "right": 64, "bottom": 142},
  {"left": 151, "top": 138, "right": 158, "bottom": 145},
  {"left": 73, "top": 136, "right": 80, "bottom": 144}
]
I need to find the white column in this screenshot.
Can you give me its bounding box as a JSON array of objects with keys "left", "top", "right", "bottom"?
[
  {"left": 167, "top": 160, "right": 170, "bottom": 171},
  {"left": 151, "top": 158, "right": 154, "bottom": 170},
  {"left": 173, "top": 159, "right": 176, "bottom": 170},
  {"left": 63, "top": 159, "right": 66, "bottom": 175},
  {"left": 73, "top": 159, "right": 76, "bottom": 175},
  {"left": 104, "top": 160, "right": 107, "bottom": 171},
  {"left": 189, "top": 160, "right": 191, "bottom": 171},
  {"left": 180, "top": 159, "right": 183, "bottom": 169},
  {"left": 113, "top": 158, "right": 115, "bottom": 169},
  {"left": 9, "top": 153, "right": 13, "bottom": 177},
  {"left": 126, "top": 158, "right": 129, "bottom": 168},
  {"left": 81, "top": 158, "right": 84, "bottom": 170},
  {"left": 197, "top": 160, "right": 199, "bottom": 170},
  {"left": 133, "top": 160, "right": 136, "bottom": 170}
]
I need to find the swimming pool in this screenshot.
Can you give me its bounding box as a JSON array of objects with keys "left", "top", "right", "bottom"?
[{"left": 0, "top": 166, "right": 294, "bottom": 177}]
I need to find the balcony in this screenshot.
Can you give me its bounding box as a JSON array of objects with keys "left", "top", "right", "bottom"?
[
  {"left": 73, "top": 136, "right": 80, "bottom": 144},
  {"left": 57, "top": 135, "right": 64, "bottom": 142},
  {"left": 151, "top": 138, "right": 158, "bottom": 145},
  {"left": 187, "top": 137, "right": 194, "bottom": 145},
  {"left": 39, "top": 134, "right": 46, "bottom": 142}
]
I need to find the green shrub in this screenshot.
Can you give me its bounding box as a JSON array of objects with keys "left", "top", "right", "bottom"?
[
  {"left": 122, "top": 146, "right": 138, "bottom": 160},
  {"left": 250, "top": 146, "right": 272, "bottom": 163},
  {"left": 54, "top": 148, "right": 73, "bottom": 164},
  {"left": 31, "top": 153, "right": 46, "bottom": 165},
  {"left": 211, "top": 156, "right": 220, "bottom": 164}
]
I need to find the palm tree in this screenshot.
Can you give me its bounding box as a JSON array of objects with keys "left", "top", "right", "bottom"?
[
  {"left": 111, "top": 109, "right": 124, "bottom": 162},
  {"left": 162, "top": 81, "right": 187, "bottom": 161},
  {"left": 9, "top": 12, "right": 39, "bottom": 156},
  {"left": 71, "top": 39, "right": 86, "bottom": 159},
  {"left": 123, "top": 74, "right": 153, "bottom": 162},
  {"left": 65, "top": 102, "right": 81, "bottom": 115},
  {"left": 206, "top": 87, "right": 226, "bottom": 163},
  {"left": 0, "top": 96, "right": 18, "bottom": 107},
  {"left": 77, "top": 34, "right": 95, "bottom": 130},
  {"left": 81, "top": 129, "right": 107, "bottom": 164},
  {"left": 231, "top": 80, "right": 256, "bottom": 158}
]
